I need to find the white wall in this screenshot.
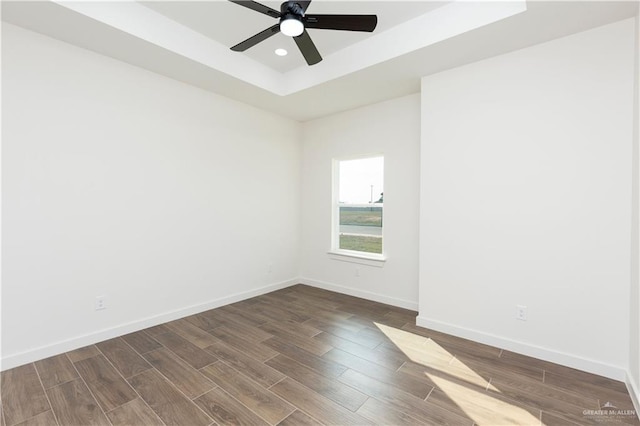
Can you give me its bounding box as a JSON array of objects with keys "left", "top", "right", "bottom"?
[
  {"left": 3, "top": 13, "right": 638, "bottom": 387},
  {"left": 419, "top": 19, "right": 636, "bottom": 379},
  {"left": 1, "top": 24, "right": 301, "bottom": 369},
  {"left": 629, "top": 11, "right": 640, "bottom": 409},
  {"left": 300, "top": 95, "right": 421, "bottom": 310}
]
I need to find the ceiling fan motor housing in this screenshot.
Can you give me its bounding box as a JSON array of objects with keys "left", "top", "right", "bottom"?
[
  {"left": 281, "top": 2, "right": 305, "bottom": 18},
  {"left": 280, "top": 2, "right": 305, "bottom": 37}
]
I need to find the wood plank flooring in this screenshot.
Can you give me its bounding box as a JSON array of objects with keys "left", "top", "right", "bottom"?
[{"left": 1, "top": 284, "right": 638, "bottom": 425}]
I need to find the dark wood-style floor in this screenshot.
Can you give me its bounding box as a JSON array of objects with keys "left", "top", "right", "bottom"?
[{"left": 1, "top": 284, "right": 638, "bottom": 426}]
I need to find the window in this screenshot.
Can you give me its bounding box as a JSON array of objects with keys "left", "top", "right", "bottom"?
[{"left": 332, "top": 155, "right": 384, "bottom": 258}]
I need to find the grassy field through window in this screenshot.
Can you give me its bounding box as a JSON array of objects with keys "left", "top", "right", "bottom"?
[
  {"left": 339, "top": 235, "right": 382, "bottom": 253},
  {"left": 339, "top": 206, "right": 382, "bottom": 254},
  {"left": 339, "top": 207, "right": 382, "bottom": 226}
]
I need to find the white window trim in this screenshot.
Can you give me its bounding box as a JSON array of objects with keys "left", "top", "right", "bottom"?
[
  {"left": 327, "top": 250, "right": 387, "bottom": 267},
  {"left": 331, "top": 155, "right": 385, "bottom": 264}
]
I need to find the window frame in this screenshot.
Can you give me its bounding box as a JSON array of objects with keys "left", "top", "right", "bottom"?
[{"left": 329, "top": 154, "right": 386, "bottom": 264}]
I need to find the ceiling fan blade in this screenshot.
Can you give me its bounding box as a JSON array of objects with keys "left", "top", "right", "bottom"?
[
  {"left": 294, "top": 29, "right": 322, "bottom": 65},
  {"left": 305, "top": 14, "right": 377, "bottom": 32},
  {"left": 297, "top": 0, "right": 312, "bottom": 13},
  {"left": 228, "top": 1, "right": 281, "bottom": 18},
  {"left": 231, "top": 24, "right": 281, "bottom": 52}
]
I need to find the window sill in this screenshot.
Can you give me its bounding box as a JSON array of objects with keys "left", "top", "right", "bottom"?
[{"left": 327, "top": 250, "right": 386, "bottom": 267}]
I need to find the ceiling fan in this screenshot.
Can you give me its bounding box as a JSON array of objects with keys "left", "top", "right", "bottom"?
[{"left": 229, "top": 1, "right": 378, "bottom": 66}]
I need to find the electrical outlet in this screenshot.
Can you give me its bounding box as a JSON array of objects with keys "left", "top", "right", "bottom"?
[
  {"left": 267, "top": 263, "right": 273, "bottom": 274},
  {"left": 355, "top": 267, "right": 360, "bottom": 277},
  {"left": 95, "top": 296, "right": 107, "bottom": 311},
  {"left": 516, "top": 305, "right": 527, "bottom": 321}
]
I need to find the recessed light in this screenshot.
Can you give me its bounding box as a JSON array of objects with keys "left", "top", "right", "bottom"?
[{"left": 275, "top": 48, "right": 288, "bottom": 57}]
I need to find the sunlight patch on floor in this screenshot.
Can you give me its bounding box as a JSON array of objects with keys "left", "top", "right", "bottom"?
[
  {"left": 427, "top": 375, "right": 541, "bottom": 426},
  {"left": 375, "top": 323, "right": 542, "bottom": 426},
  {"left": 375, "top": 323, "right": 495, "bottom": 390}
]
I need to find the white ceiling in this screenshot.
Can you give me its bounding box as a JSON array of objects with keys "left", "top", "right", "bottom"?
[
  {"left": 140, "top": 1, "right": 448, "bottom": 73},
  {"left": 2, "top": 1, "right": 638, "bottom": 121}
]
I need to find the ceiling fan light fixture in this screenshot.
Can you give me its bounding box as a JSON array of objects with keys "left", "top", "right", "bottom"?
[{"left": 280, "top": 15, "right": 304, "bottom": 37}]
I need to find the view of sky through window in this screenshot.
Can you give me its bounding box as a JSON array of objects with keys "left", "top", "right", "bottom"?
[{"left": 339, "top": 156, "right": 384, "bottom": 204}]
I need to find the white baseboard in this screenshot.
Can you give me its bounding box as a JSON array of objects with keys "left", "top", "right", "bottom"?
[
  {"left": 416, "top": 315, "right": 626, "bottom": 381},
  {"left": 1, "top": 278, "right": 298, "bottom": 371},
  {"left": 626, "top": 372, "right": 640, "bottom": 416},
  {"left": 299, "top": 277, "right": 418, "bottom": 311}
]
